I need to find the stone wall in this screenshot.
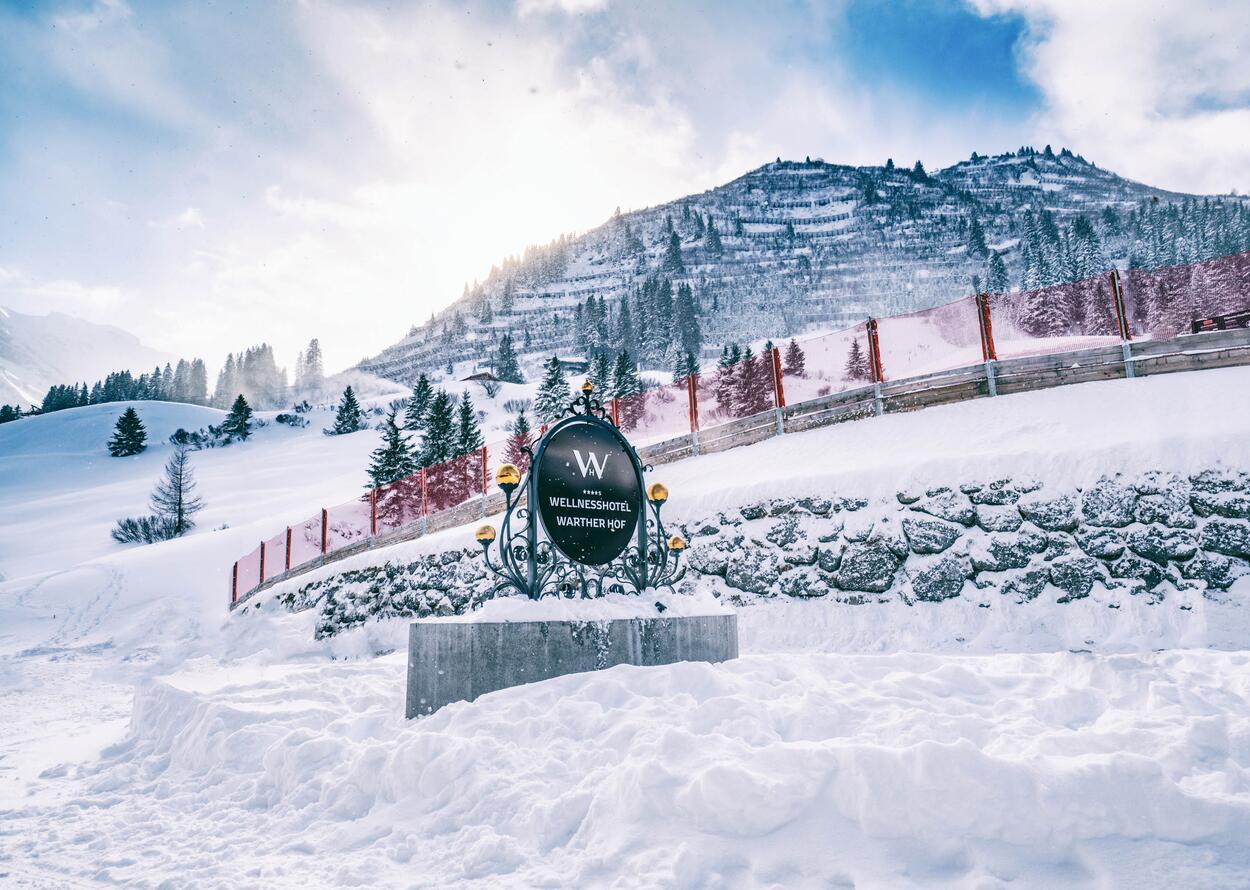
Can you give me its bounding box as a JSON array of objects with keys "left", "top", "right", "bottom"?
[{"left": 251, "top": 469, "right": 1250, "bottom": 639}]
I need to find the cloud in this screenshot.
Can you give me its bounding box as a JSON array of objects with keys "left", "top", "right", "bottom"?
[
  {"left": 148, "top": 207, "right": 205, "bottom": 230},
  {"left": 516, "top": 0, "right": 609, "bottom": 16},
  {"left": 967, "top": 0, "right": 1250, "bottom": 194}
]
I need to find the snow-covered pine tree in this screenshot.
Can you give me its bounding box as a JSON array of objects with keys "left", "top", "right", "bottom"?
[
  {"left": 844, "top": 338, "right": 871, "bottom": 382},
  {"left": 223, "top": 394, "right": 254, "bottom": 440},
  {"left": 967, "top": 216, "right": 988, "bottom": 258},
  {"left": 368, "top": 410, "right": 418, "bottom": 488},
  {"left": 663, "top": 232, "right": 684, "bottom": 274},
  {"left": 419, "top": 391, "right": 456, "bottom": 468},
  {"left": 189, "top": 359, "right": 209, "bottom": 405},
  {"left": 671, "top": 349, "right": 698, "bottom": 384},
  {"left": 405, "top": 373, "right": 434, "bottom": 441},
  {"left": 150, "top": 442, "right": 204, "bottom": 535},
  {"left": 213, "top": 354, "right": 237, "bottom": 408},
  {"left": 673, "top": 282, "right": 701, "bottom": 359},
  {"left": 456, "top": 393, "right": 485, "bottom": 457},
  {"left": 784, "top": 338, "right": 806, "bottom": 376},
  {"left": 330, "top": 386, "right": 366, "bottom": 435},
  {"left": 615, "top": 299, "right": 636, "bottom": 360},
  {"left": 534, "top": 356, "right": 571, "bottom": 425},
  {"left": 733, "top": 347, "right": 772, "bottom": 415},
  {"left": 590, "top": 352, "right": 612, "bottom": 396},
  {"left": 107, "top": 407, "right": 148, "bottom": 456},
  {"left": 297, "top": 338, "right": 325, "bottom": 393},
  {"left": 705, "top": 217, "right": 723, "bottom": 254},
  {"left": 986, "top": 250, "right": 1010, "bottom": 293},
  {"left": 611, "top": 350, "right": 644, "bottom": 431},
  {"left": 504, "top": 411, "right": 532, "bottom": 473},
  {"left": 494, "top": 333, "right": 523, "bottom": 383}
]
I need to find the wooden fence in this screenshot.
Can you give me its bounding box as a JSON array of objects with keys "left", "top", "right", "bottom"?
[{"left": 230, "top": 325, "right": 1250, "bottom": 608}]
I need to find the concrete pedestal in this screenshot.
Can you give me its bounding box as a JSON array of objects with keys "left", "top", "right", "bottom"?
[{"left": 406, "top": 613, "right": 738, "bottom": 717}]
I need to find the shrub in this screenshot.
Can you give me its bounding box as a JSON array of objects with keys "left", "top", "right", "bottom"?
[{"left": 111, "top": 515, "right": 179, "bottom": 544}]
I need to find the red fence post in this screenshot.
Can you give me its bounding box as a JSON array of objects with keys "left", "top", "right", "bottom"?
[
  {"left": 866, "top": 318, "right": 884, "bottom": 416},
  {"left": 370, "top": 488, "right": 377, "bottom": 536},
  {"left": 976, "top": 293, "right": 999, "bottom": 397},
  {"left": 1110, "top": 269, "right": 1136, "bottom": 378},
  {"left": 320, "top": 508, "right": 328, "bottom": 556},
  {"left": 481, "top": 447, "right": 489, "bottom": 494},
  {"left": 285, "top": 527, "right": 292, "bottom": 571},
  {"left": 259, "top": 541, "right": 266, "bottom": 584},
  {"left": 686, "top": 373, "right": 700, "bottom": 456},
  {"left": 231, "top": 561, "right": 238, "bottom": 605},
  {"left": 769, "top": 347, "right": 786, "bottom": 434},
  {"left": 420, "top": 468, "right": 428, "bottom": 517},
  {"left": 610, "top": 398, "right": 620, "bottom": 426}
]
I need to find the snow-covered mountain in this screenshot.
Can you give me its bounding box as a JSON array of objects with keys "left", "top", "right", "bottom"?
[
  {"left": 0, "top": 305, "right": 174, "bottom": 407},
  {"left": 358, "top": 146, "right": 1250, "bottom": 384}
]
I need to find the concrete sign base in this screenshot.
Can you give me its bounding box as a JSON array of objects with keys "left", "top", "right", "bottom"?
[{"left": 405, "top": 613, "right": 738, "bottom": 717}]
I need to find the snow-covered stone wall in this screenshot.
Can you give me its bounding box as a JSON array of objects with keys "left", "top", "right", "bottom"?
[{"left": 261, "top": 468, "right": 1250, "bottom": 640}]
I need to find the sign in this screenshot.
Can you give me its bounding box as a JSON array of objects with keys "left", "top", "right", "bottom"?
[{"left": 534, "top": 419, "right": 642, "bottom": 565}]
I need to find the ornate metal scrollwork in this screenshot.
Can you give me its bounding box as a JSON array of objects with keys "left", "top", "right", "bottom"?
[{"left": 476, "top": 381, "right": 685, "bottom": 600}]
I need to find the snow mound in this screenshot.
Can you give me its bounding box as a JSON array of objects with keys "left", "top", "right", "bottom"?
[{"left": 8, "top": 650, "right": 1250, "bottom": 887}]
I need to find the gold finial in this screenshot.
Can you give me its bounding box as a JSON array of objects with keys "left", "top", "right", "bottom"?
[
  {"left": 475, "top": 524, "right": 497, "bottom": 543},
  {"left": 647, "top": 482, "right": 669, "bottom": 504},
  {"left": 495, "top": 463, "right": 521, "bottom": 489},
  {"left": 667, "top": 534, "right": 686, "bottom": 552},
  {"left": 581, "top": 379, "right": 594, "bottom": 393}
]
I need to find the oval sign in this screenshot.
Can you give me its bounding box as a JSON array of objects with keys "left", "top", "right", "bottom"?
[{"left": 535, "top": 419, "right": 642, "bottom": 566}]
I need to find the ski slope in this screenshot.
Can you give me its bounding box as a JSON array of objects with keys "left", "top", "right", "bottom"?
[{"left": 2, "top": 367, "right": 1250, "bottom": 888}]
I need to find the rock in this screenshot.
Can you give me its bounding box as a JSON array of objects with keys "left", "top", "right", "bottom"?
[
  {"left": 975, "top": 505, "right": 1022, "bottom": 533},
  {"left": 1109, "top": 553, "right": 1166, "bottom": 591},
  {"left": 816, "top": 540, "right": 845, "bottom": 573},
  {"left": 841, "top": 511, "right": 876, "bottom": 543},
  {"left": 795, "top": 497, "right": 832, "bottom": 516},
  {"left": 1189, "top": 468, "right": 1249, "bottom": 496},
  {"left": 871, "top": 516, "right": 911, "bottom": 559},
  {"left": 970, "top": 532, "right": 1048, "bottom": 573},
  {"left": 912, "top": 489, "right": 976, "bottom": 527},
  {"left": 1134, "top": 493, "right": 1197, "bottom": 529},
  {"left": 724, "top": 550, "right": 783, "bottom": 595},
  {"left": 1180, "top": 553, "right": 1239, "bottom": 591},
  {"left": 834, "top": 497, "right": 868, "bottom": 512},
  {"left": 1080, "top": 476, "right": 1137, "bottom": 528},
  {"left": 776, "top": 566, "right": 830, "bottom": 598},
  {"left": 782, "top": 544, "right": 818, "bottom": 566},
  {"left": 765, "top": 514, "right": 804, "bottom": 548},
  {"left": 966, "top": 478, "right": 1041, "bottom": 506},
  {"left": 1192, "top": 491, "right": 1250, "bottom": 520},
  {"left": 686, "top": 534, "right": 742, "bottom": 577},
  {"left": 768, "top": 499, "right": 796, "bottom": 517},
  {"left": 692, "top": 523, "right": 721, "bottom": 538},
  {"left": 1018, "top": 491, "right": 1078, "bottom": 532},
  {"left": 1002, "top": 567, "right": 1050, "bottom": 602},
  {"left": 739, "top": 503, "right": 768, "bottom": 521},
  {"left": 1075, "top": 527, "right": 1126, "bottom": 560},
  {"left": 902, "top": 515, "right": 962, "bottom": 554},
  {"left": 1126, "top": 527, "right": 1198, "bottom": 564},
  {"left": 835, "top": 540, "right": 901, "bottom": 593},
  {"left": 910, "top": 555, "right": 969, "bottom": 602},
  {"left": 896, "top": 489, "right": 923, "bottom": 505},
  {"left": 1049, "top": 555, "right": 1103, "bottom": 602},
  {"left": 1199, "top": 519, "right": 1250, "bottom": 560}
]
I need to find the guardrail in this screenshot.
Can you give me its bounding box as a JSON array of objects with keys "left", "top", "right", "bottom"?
[{"left": 229, "top": 250, "right": 1250, "bottom": 609}]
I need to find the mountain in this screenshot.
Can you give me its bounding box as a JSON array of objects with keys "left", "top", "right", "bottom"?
[
  {"left": 0, "top": 306, "right": 174, "bottom": 407},
  {"left": 358, "top": 146, "right": 1250, "bottom": 384}
]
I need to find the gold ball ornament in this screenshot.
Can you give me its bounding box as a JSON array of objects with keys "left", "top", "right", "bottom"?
[
  {"left": 667, "top": 534, "right": 687, "bottom": 552},
  {"left": 475, "top": 524, "right": 497, "bottom": 543},
  {"left": 495, "top": 463, "right": 521, "bottom": 489},
  {"left": 581, "top": 379, "right": 594, "bottom": 393},
  {"left": 647, "top": 482, "right": 669, "bottom": 504}
]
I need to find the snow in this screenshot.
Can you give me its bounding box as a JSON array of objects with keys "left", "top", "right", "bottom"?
[{"left": 3, "top": 368, "right": 1250, "bottom": 886}]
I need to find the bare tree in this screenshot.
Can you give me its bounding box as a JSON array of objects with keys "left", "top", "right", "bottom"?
[{"left": 150, "top": 443, "right": 204, "bottom": 535}]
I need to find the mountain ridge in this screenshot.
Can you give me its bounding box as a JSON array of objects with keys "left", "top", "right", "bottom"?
[{"left": 357, "top": 146, "right": 1249, "bottom": 384}]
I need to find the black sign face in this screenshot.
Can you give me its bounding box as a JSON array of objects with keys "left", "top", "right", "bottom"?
[{"left": 535, "top": 419, "right": 642, "bottom": 566}]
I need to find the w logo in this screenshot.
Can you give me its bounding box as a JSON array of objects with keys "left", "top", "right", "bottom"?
[{"left": 573, "top": 449, "right": 610, "bottom": 479}]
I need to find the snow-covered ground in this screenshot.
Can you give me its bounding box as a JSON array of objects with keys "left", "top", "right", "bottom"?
[{"left": 3, "top": 367, "right": 1250, "bottom": 887}]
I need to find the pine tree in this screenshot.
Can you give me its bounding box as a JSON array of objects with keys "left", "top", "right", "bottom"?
[
  {"left": 494, "top": 333, "right": 523, "bottom": 383},
  {"left": 590, "top": 352, "right": 612, "bottom": 396},
  {"left": 611, "top": 350, "right": 644, "bottom": 431},
  {"left": 705, "top": 218, "right": 723, "bottom": 254},
  {"left": 504, "top": 411, "right": 533, "bottom": 473},
  {"left": 967, "top": 216, "right": 988, "bottom": 258},
  {"left": 673, "top": 282, "right": 702, "bottom": 359},
  {"left": 455, "top": 392, "right": 485, "bottom": 456},
  {"left": 223, "top": 394, "right": 254, "bottom": 440},
  {"left": 367, "top": 410, "right": 418, "bottom": 488},
  {"left": 297, "top": 338, "right": 324, "bottom": 392},
  {"left": 784, "top": 338, "right": 806, "bottom": 377},
  {"left": 986, "top": 250, "right": 1010, "bottom": 293},
  {"left": 671, "top": 349, "right": 698, "bottom": 383},
  {"left": 844, "top": 339, "right": 871, "bottom": 382},
  {"left": 534, "top": 356, "right": 571, "bottom": 425},
  {"left": 107, "top": 407, "right": 148, "bottom": 456},
  {"left": 663, "top": 232, "right": 684, "bottom": 273},
  {"left": 0, "top": 405, "right": 17, "bottom": 424},
  {"left": 733, "top": 347, "right": 771, "bottom": 415},
  {"left": 189, "top": 359, "right": 209, "bottom": 405},
  {"left": 419, "top": 390, "right": 456, "bottom": 467},
  {"left": 404, "top": 374, "right": 434, "bottom": 441},
  {"left": 150, "top": 443, "right": 204, "bottom": 535},
  {"left": 330, "top": 386, "right": 366, "bottom": 435}
]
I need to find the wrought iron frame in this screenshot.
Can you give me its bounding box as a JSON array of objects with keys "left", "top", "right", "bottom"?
[{"left": 479, "top": 386, "right": 684, "bottom": 600}]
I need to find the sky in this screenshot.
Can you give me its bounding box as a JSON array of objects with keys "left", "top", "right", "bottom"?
[{"left": 0, "top": 0, "right": 1247, "bottom": 375}]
